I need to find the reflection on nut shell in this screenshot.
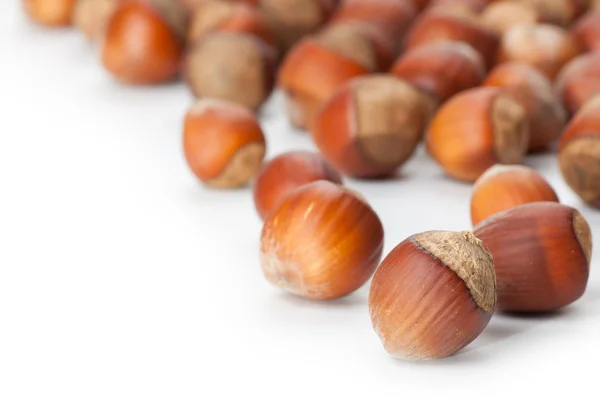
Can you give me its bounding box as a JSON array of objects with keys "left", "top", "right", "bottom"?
[
  {"left": 187, "top": 0, "right": 275, "bottom": 46},
  {"left": 312, "top": 75, "right": 432, "bottom": 178},
  {"left": 404, "top": 9, "right": 500, "bottom": 69},
  {"left": 558, "top": 95, "right": 600, "bottom": 207},
  {"left": 426, "top": 87, "right": 530, "bottom": 182},
  {"left": 369, "top": 230, "right": 496, "bottom": 360},
  {"left": 497, "top": 24, "right": 581, "bottom": 80},
  {"left": 184, "top": 32, "right": 277, "bottom": 111},
  {"left": 390, "top": 42, "right": 486, "bottom": 104},
  {"left": 555, "top": 53, "right": 600, "bottom": 116},
  {"left": 573, "top": 11, "right": 600, "bottom": 52},
  {"left": 24, "top": 0, "right": 77, "bottom": 27},
  {"left": 278, "top": 37, "right": 370, "bottom": 130},
  {"left": 474, "top": 202, "right": 592, "bottom": 312},
  {"left": 484, "top": 62, "right": 566, "bottom": 151},
  {"left": 481, "top": 1, "right": 541, "bottom": 34},
  {"left": 253, "top": 151, "right": 343, "bottom": 220},
  {"left": 470, "top": 164, "right": 559, "bottom": 226},
  {"left": 183, "top": 99, "right": 266, "bottom": 189},
  {"left": 74, "top": 0, "right": 119, "bottom": 41},
  {"left": 260, "top": 181, "right": 384, "bottom": 300},
  {"left": 101, "top": 1, "right": 185, "bottom": 84}
]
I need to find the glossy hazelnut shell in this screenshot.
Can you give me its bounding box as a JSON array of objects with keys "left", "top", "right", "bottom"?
[
  {"left": 404, "top": 11, "right": 500, "bottom": 69},
  {"left": 183, "top": 99, "right": 266, "bottom": 188},
  {"left": 474, "top": 202, "right": 592, "bottom": 312},
  {"left": 390, "top": 42, "right": 486, "bottom": 104},
  {"left": 253, "top": 151, "right": 342, "bottom": 220},
  {"left": 278, "top": 38, "right": 370, "bottom": 130},
  {"left": 101, "top": 1, "right": 184, "bottom": 84},
  {"left": 470, "top": 164, "right": 559, "bottom": 226},
  {"left": 260, "top": 181, "right": 384, "bottom": 300},
  {"left": 555, "top": 53, "right": 600, "bottom": 116},
  {"left": 426, "top": 87, "right": 529, "bottom": 182},
  {"left": 484, "top": 62, "right": 566, "bottom": 151},
  {"left": 369, "top": 231, "right": 496, "bottom": 360},
  {"left": 558, "top": 97, "right": 600, "bottom": 207}
]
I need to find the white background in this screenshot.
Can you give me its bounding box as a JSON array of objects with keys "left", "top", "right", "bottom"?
[{"left": 2, "top": 3, "right": 599, "bottom": 399}]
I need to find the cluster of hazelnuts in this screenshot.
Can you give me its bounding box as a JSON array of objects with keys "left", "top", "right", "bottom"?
[{"left": 24, "top": 0, "right": 598, "bottom": 360}]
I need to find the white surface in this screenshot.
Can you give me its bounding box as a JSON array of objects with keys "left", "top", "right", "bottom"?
[{"left": 1, "top": 4, "right": 599, "bottom": 400}]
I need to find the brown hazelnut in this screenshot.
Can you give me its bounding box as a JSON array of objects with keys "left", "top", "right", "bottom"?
[
  {"left": 554, "top": 52, "right": 600, "bottom": 116},
  {"left": 470, "top": 164, "right": 559, "bottom": 226},
  {"left": 183, "top": 99, "right": 266, "bottom": 189},
  {"left": 369, "top": 230, "right": 496, "bottom": 360},
  {"left": 428, "top": 0, "right": 493, "bottom": 13},
  {"left": 23, "top": 0, "right": 77, "bottom": 27},
  {"left": 253, "top": 151, "right": 343, "bottom": 220},
  {"left": 573, "top": 12, "right": 600, "bottom": 53},
  {"left": 277, "top": 33, "right": 372, "bottom": 130},
  {"left": 260, "top": 180, "right": 384, "bottom": 300},
  {"left": 474, "top": 202, "right": 592, "bottom": 312},
  {"left": 258, "top": 0, "right": 338, "bottom": 50},
  {"left": 73, "top": 0, "right": 119, "bottom": 41},
  {"left": 101, "top": 0, "right": 188, "bottom": 85},
  {"left": 187, "top": 0, "right": 275, "bottom": 46},
  {"left": 312, "top": 75, "right": 432, "bottom": 178},
  {"left": 558, "top": 95, "right": 600, "bottom": 207},
  {"left": 404, "top": 8, "right": 500, "bottom": 69},
  {"left": 426, "top": 87, "right": 530, "bottom": 182},
  {"left": 519, "top": 0, "right": 587, "bottom": 27},
  {"left": 481, "top": 1, "right": 542, "bottom": 34},
  {"left": 484, "top": 62, "right": 567, "bottom": 151},
  {"left": 497, "top": 24, "right": 581, "bottom": 80},
  {"left": 390, "top": 41, "right": 486, "bottom": 105},
  {"left": 184, "top": 32, "right": 277, "bottom": 111}
]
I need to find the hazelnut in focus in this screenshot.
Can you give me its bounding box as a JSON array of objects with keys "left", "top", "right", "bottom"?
[
  {"left": 101, "top": 0, "right": 187, "bottom": 85},
  {"left": 497, "top": 24, "right": 581, "bottom": 80},
  {"left": 184, "top": 32, "right": 277, "bottom": 112},
  {"left": 369, "top": 230, "right": 496, "bottom": 360},
  {"left": 24, "top": 0, "right": 77, "bottom": 27},
  {"left": 260, "top": 181, "right": 384, "bottom": 300},
  {"left": 426, "top": 87, "right": 530, "bottom": 182},
  {"left": 470, "top": 164, "right": 559, "bottom": 226},
  {"left": 558, "top": 95, "right": 600, "bottom": 207},
  {"left": 183, "top": 99, "right": 266, "bottom": 189},
  {"left": 312, "top": 75, "right": 432, "bottom": 179},
  {"left": 483, "top": 62, "right": 566, "bottom": 152},
  {"left": 253, "top": 151, "right": 343, "bottom": 220},
  {"left": 474, "top": 202, "right": 592, "bottom": 312}
]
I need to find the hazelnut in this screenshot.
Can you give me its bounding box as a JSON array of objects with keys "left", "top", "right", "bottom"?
[
  {"left": 390, "top": 41, "right": 486, "bottom": 105},
  {"left": 184, "top": 32, "right": 277, "bottom": 111},
  {"left": 312, "top": 75, "right": 432, "bottom": 178},
  {"left": 483, "top": 62, "right": 567, "bottom": 151},
  {"left": 277, "top": 33, "right": 372, "bottom": 130},
  {"left": 330, "top": 0, "right": 417, "bottom": 41},
  {"left": 573, "top": 12, "right": 600, "bottom": 53},
  {"left": 519, "top": 0, "right": 586, "bottom": 27},
  {"left": 558, "top": 95, "right": 600, "bottom": 207},
  {"left": 73, "top": 0, "right": 119, "bottom": 41},
  {"left": 183, "top": 99, "right": 266, "bottom": 189},
  {"left": 426, "top": 87, "right": 530, "bottom": 182},
  {"left": 404, "top": 8, "right": 500, "bottom": 69},
  {"left": 497, "top": 24, "right": 581, "bottom": 80},
  {"left": 187, "top": 0, "right": 275, "bottom": 46},
  {"left": 481, "top": 1, "right": 542, "bottom": 34},
  {"left": 369, "top": 230, "right": 496, "bottom": 360},
  {"left": 258, "top": 0, "right": 338, "bottom": 50},
  {"left": 101, "top": 0, "right": 188, "bottom": 85},
  {"left": 470, "top": 164, "right": 559, "bottom": 226},
  {"left": 253, "top": 151, "right": 343, "bottom": 220},
  {"left": 407, "top": 0, "right": 431, "bottom": 11},
  {"left": 554, "top": 52, "right": 600, "bottom": 116},
  {"left": 23, "top": 0, "right": 77, "bottom": 27},
  {"left": 428, "top": 0, "right": 493, "bottom": 13},
  {"left": 474, "top": 202, "right": 592, "bottom": 312},
  {"left": 260, "top": 180, "right": 384, "bottom": 300}
]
